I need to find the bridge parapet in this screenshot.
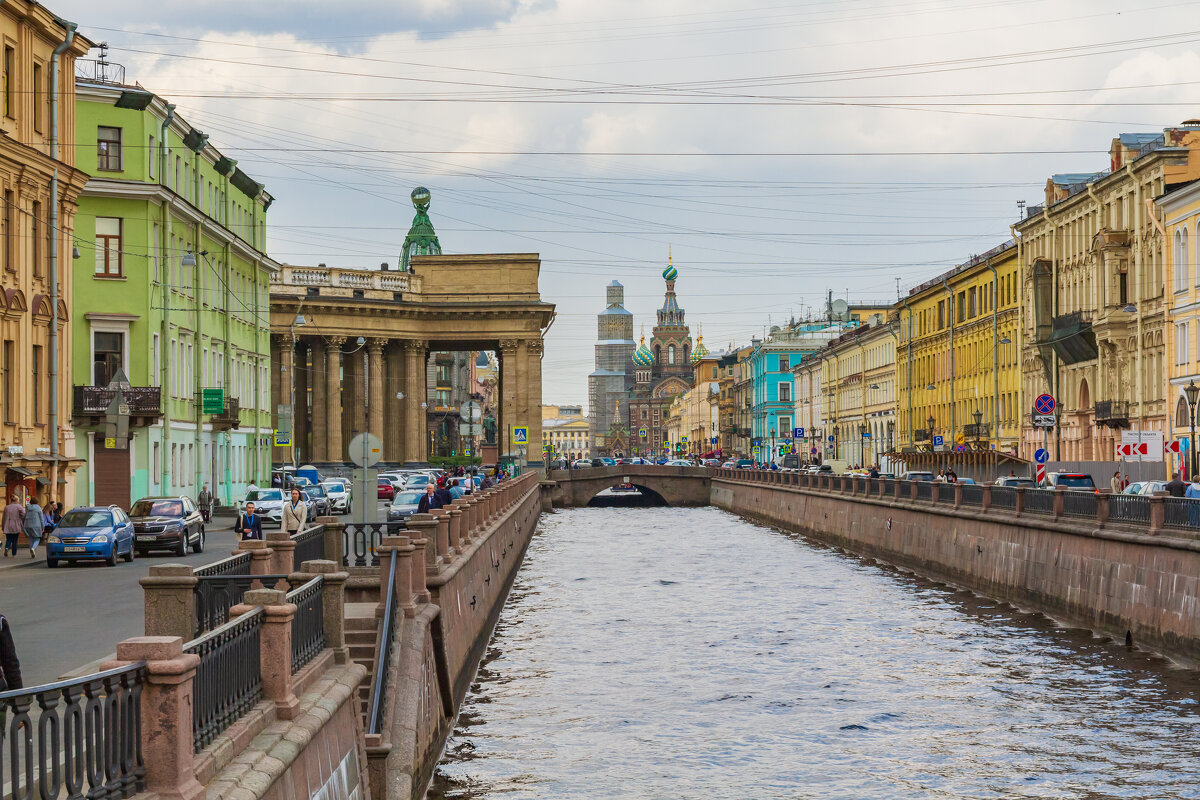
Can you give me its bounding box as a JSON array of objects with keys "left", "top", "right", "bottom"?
[{"left": 548, "top": 464, "right": 712, "bottom": 507}]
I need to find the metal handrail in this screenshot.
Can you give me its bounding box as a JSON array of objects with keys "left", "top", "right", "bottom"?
[
  {"left": 286, "top": 576, "right": 325, "bottom": 674},
  {"left": 367, "top": 554, "right": 399, "bottom": 735},
  {"left": 185, "top": 607, "right": 264, "bottom": 752},
  {"left": 194, "top": 550, "right": 252, "bottom": 578}
]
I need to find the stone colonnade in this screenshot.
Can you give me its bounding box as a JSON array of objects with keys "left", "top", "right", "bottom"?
[{"left": 271, "top": 334, "right": 543, "bottom": 466}]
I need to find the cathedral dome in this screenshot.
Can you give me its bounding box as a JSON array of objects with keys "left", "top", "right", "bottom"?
[
  {"left": 690, "top": 335, "right": 708, "bottom": 365},
  {"left": 662, "top": 264, "right": 678, "bottom": 281},
  {"left": 633, "top": 335, "right": 655, "bottom": 367}
]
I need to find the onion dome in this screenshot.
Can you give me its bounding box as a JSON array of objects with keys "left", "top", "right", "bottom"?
[
  {"left": 662, "top": 245, "right": 678, "bottom": 281},
  {"left": 633, "top": 335, "right": 654, "bottom": 367},
  {"left": 690, "top": 334, "right": 709, "bottom": 365}
]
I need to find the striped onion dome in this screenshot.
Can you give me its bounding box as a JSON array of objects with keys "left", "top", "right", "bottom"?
[
  {"left": 690, "top": 335, "right": 708, "bottom": 365},
  {"left": 633, "top": 335, "right": 655, "bottom": 367}
]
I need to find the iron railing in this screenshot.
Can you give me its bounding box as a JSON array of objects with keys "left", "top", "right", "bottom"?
[
  {"left": 0, "top": 663, "right": 146, "bottom": 800},
  {"left": 72, "top": 385, "right": 161, "bottom": 417},
  {"left": 343, "top": 523, "right": 407, "bottom": 567},
  {"left": 194, "top": 574, "right": 295, "bottom": 637},
  {"left": 1023, "top": 489, "right": 1055, "bottom": 515},
  {"left": 1108, "top": 494, "right": 1151, "bottom": 525},
  {"left": 367, "top": 554, "right": 399, "bottom": 735},
  {"left": 936, "top": 485, "right": 957, "bottom": 504},
  {"left": 286, "top": 577, "right": 325, "bottom": 675},
  {"left": 990, "top": 486, "right": 1017, "bottom": 510},
  {"left": 1094, "top": 400, "right": 1131, "bottom": 424},
  {"left": 185, "top": 608, "right": 263, "bottom": 753},
  {"left": 194, "top": 551, "right": 252, "bottom": 578},
  {"left": 915, "top": 481, "right": 933, "bottom": 501},
  {"left": 1062, "top": 491, "right": 1098, "bottom": 519},
  {"left": 291, "top": 525, "right": 325, "bottom": 566},
  {"left": 960, "top": 484, "right": 984, "bottom": 506},
  {"left": 1161, "top": 497, "right": 1199, "bottom": 530}
]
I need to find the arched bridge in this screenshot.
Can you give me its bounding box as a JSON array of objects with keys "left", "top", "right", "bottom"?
[{"left": 547, "top": 464, "right": 712, "bottom": 507}]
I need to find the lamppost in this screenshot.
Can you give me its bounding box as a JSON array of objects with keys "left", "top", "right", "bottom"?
[
  {"left": 972, "top": 408, "right": 983, "bottom": 448},
  {"left": 769, "top": 428, "right": 776, "bottom": 465},
  {"left": 1186, "top": 380, "right": 1200, "bottom": 479},
  {"left": 886, "top": 419, "right": 895, "bottom": 467},
  {"left": 927, "top": 415, "right": 936, "bottom": 453},
  {"left": 858, "top": 422, "right": 868, "bottom": 465}
]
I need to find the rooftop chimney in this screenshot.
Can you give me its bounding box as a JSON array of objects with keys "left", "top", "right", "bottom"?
[{"left": 318, "top": 262, "right": 326, "bottom": 268}]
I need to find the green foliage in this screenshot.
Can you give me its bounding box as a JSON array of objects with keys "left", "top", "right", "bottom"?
[{"left": 428, "top": 455, "right": 482, "bottom": 468}]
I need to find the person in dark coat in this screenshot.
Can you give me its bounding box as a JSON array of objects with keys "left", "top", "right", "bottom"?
[
  {"left": 234, "top": 502, "right": 264, "bottom": 540},
  {"left": 1166, "top": 476, "right": 1188, "bottom": 497},
  {"left": 434, "top": 482, "right": 453, "bottom": 508},
  {"left": 416, "top": 484, "right": 442, "bottom": 514},
  {"left": 0, "top": 613, "right": 21, "bottom": 691}
]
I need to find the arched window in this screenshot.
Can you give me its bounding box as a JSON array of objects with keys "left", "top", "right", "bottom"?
[
  {"left": 1178, "top": 395, "right": 1190, "bottom": 429},
  {"left": 1177, "top": 229, "right": 1190, "bottom": 292},
  {"left": 668, "top": 345, "right": 676, "bottom": 365},
  {"left": 654, "top": 344, "right": 662, "bottom": 364},
  {"left": 683, "top": 343, "right": 690, "bottom": 364}
]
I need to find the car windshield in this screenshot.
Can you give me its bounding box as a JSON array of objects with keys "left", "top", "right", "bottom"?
[
  {"left": 60, "top": 510, "right": 113, "bottom": 528},
  {"left": 306, "top": 486, "right": 326, "bottom": 498},
  {"left": 322, "top": 484, "right": 345, "bottom": 494},
  {"left": 246, "top": 489, "right": 283, "bottom": 502},
  {"left": 395, "top": 492, "right": 423, "bottom": 505},
  {"left": 1056, "top": 475, "right": 1095, "bottom": 488},
  {"left": 406, "top": 476, "right": 430, "bottom": 487},
  {"left": 130, "top": 499, "right": 184, "bottom": 517}
]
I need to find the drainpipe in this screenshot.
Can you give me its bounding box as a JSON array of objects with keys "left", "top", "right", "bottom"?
[
  {"left": 159, "top": 104, "right": 175, "bottom": 490},
  {"left": 942, "top": 279, "right": 956, "bottom": 447},
  {"left": 901, "top": 296, "right": 914, "bottom": 448},
  {"left": 985, "top": 256, "right": 999, "bottom": 446},
  {"left": 191, "top": 141, "right": 207, "bottom": 496},
  {"left": 1087, "top": 182, "right": 1105, "bottom": 460},
  {"left": 1144, "top": 195, "right": 1169, "bottom": 479},
  {"left": 48, "top": 18, "right": 77, "bottom": 503},
  {"left": 1009, "top": 222, "right": 1023, "bottom": 456}
]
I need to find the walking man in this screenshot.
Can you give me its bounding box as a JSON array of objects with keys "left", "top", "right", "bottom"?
[
  {"left": 198, "top": 484, "right": 213, "bottom": 524},
  {"left": 1110, "top": 471, "right": 1122, "bottom": 493},
  {"left": 2, "top": 494, "right": 23, "bottom": 557},
  {"left": 22, "top": 496, "right": 43, "bottom": 559}
]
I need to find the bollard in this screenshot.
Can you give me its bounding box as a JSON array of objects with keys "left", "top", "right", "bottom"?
[
  {"left": 447, "top": 505, "right": 464, "bottom": 555},
  {"left": 1149, "top": 493, "right": 1165, "bottom": 534},
  {"left": 103, "top": 637, "right": 204, "bottom": 800},
  {"left": 1096, "top": 488, "right": 1111, "bottom": 526},
  {"left": 954, "top": 482, "right": 963, "bottom": 509},
  {"left": 237, "top": 538, "right": 274, "bottom": 575},
  {"left": 140, "top": 564, "right": 198, "bottom": 640},
  {"left": 229, "top": 588, "right": 300, "bottom": 719},
  {"left": 980, "top": 484, "right": 992, "bottom": 512},
  {"left": 1052, "top": 486, "right": 1066, "bottom": 518},
  {"left": 266, "top": 530, "right": 297, "bottom": 576},
  {"left": 1015, "top": 486, "right": 1026, "bottom": 515},
  {"left": 317, "top": 516, "right": 344, "bottom": 566},
  {"left": 430, "top": 509, "right": 450, "bottom": 564},
  {"left": 297, "top": 559, "right": 350, "bottom": 664}
]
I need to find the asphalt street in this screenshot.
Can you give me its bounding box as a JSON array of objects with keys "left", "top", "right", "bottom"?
[{"left": 0, "top": 501, "right": 390, "bottom": 687}]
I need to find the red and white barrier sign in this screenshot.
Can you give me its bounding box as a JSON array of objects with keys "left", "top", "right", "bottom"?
[
  {"left": 1035, "top": 464, "right": 1045, "bottom": 483},
  {"left": 1166, "top": 440, "right": 1183, "bottom": 454}
]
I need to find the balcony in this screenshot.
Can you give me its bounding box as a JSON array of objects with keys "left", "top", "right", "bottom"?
[
  {"left": 963, "top": 423, "right": 990, "bottom": 439},
  {"left": 914, "top": 429, "right": 931, "bottom": 442},
  {"left": 1044, "top": 311, "right": 1098, "bottom": 365},
  {"left": 208, "top": 397, "right": 241, "bottom": 431},
  {"left": 72, "top": 386, "right": 162, "bottom": 427},
  {"left": 1094, "top": 400, "right": 1130, "bottom": 428}
]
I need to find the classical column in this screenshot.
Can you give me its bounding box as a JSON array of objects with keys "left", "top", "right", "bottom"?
[
  {"left": 326, "top": 336, "right": 345, "bottom": 463},
  {"left": 403, "top": 339, "right": 426, "bottom": 464},
  {"left": 309, "top": 338, "right": 327, "bottom": 462},
  {"left": 498, "top": 339, "right": 520, "bottom": 460},
  {"left": 270, "top": 335, "right": 284, "bottom": 464},
  {"left": 294, "top": 341, "right": 309, "bottom": 463},
  {"left": 525, "top": 338, "right": 544, "bottom": 470},
  {"left": 369, "top": 338, "right": 386, "bottom": 449},
  {"left": 385, "top": 341, "right": 404, "bottom": 462},
  {"left": 342, "top": 346, "right": 360, "bottom": 450},
  {"left": 278, "top": 337, "right": 296, "bottom": 465}
]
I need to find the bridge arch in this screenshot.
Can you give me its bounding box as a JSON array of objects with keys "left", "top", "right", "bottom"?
[{"left": 548, "top": 465, "right": 712, "bottom": 508}]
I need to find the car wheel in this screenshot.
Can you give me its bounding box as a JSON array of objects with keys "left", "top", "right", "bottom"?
[
  {"left": 192, "top": 528, "right": 205, "bottom": 554},
  {"left": 175, "top": 534, "right": 188, "bottom": 557},
  {"left": 46, "top": 558, "right": 57, "bottom": 569},
  {"left": 105, "top": 546, "right": 117, "bottom": 567},
  {"left": 124, "top": 540, "right": 135, "bottom": 563}
]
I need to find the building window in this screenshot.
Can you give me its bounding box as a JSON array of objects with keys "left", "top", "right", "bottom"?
[
  {"left": 2, "top": 46, "right": 13, "bottom": 120},
  {"left": 2, "top": 190, "right": 11, "bottom": 273},
  {"left": 152, "top": 441, "right": 160, "bottom": 483},
  {"left": 779, "top": 382, "right": 791, "bottom": 402},
  {"left": 31, "top": 200, "right": 42, "bottom": 277},
  {"left": 32, "top": 62, "right": 43, "bottom": 133},
  {"left": 31, "top": 345, "right": 41, "bottom": 423},
  {"left": 93, "top": 332, "right": 123, "bottom": 386},
  {"left": 779, "top": 355, "right": 790, "bottom": 371},
  {"left": 668, "top": 345, "right": 676, "bottom": 365},
  {"left": 97, "top": 126, "right": 122, "bottom": 171},
  {"left": 1, "top": 339, "right": 11, "bottom": 422},
  {"left": 95, "top": 217, "right": 122, "bottom": 277},
  {"left": 1178, "top": 322, "right": 1189, "bottom": 365}
]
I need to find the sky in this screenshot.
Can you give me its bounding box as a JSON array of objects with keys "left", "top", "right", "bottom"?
[{"left": 51, "top": 0, "right": 1200, "bottom": 407}]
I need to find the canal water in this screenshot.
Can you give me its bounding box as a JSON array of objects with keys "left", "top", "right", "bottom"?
[{"left": 429, "top": 506, "right": 1200, "bottom": 799}]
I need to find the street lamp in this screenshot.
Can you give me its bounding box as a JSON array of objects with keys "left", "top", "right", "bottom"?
[
  {"left": 886, "top": 419, "right": 895, "bottom": 454},
  {"left": 858, "top": 422, "right": 867, "bottom": 465},
  {"left": 1186, "top": 380, "right": 1200, "bottom": 479},
  {"left": 769, "top": 428, "right": 776, "bottom": 464},
  {"left": 927, "top": 415, "right": 936, "bottom": 452},
  {"left": 972, "top": 408, "right": 983, "bottom": 447}
]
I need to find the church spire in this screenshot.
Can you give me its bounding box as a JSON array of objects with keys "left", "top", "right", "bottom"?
[{"left": 400, "top": 186, "right": 441, "bottom": 272}]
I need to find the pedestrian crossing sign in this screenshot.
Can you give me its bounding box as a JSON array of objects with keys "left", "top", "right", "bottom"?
[
  {"left": 274, "top": 432, "right": 291, "bottom": 447},
  {"left": 512, "top": 426, "right": 528, "bottom": 445}
]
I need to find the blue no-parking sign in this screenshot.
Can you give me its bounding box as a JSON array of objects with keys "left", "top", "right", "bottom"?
[{"left": 1034, "top": 394, "right": 1056, "bottom": 415}]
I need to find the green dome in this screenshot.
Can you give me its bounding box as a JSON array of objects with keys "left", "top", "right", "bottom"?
[
  {"left": 662, "top": 265, "right": 678, "bottom": 281},
  {"left": 690, "top": 335, "right": 708, "bottom": 365},
  {"left": 633, "top": 335, "right": 654, "bottom": 367}
]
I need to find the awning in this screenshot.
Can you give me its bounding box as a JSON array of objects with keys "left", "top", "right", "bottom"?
[
  {"left": 1045, "top": 322, "right": 1099, "bottom": 364},
  {"left": 5, "top": 466, "right": 34, "bottom": 477}
]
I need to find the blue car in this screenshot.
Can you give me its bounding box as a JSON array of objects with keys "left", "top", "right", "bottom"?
[{"left": 46, "top": 506, "right": 135, "bottom": 568}]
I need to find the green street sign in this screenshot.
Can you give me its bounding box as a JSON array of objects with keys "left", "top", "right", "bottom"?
[{"left": 201, "top": 388, "right": 224, "bottom": 415}]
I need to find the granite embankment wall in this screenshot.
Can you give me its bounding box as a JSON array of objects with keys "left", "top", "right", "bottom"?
[{"left": 712, "top": 477, "right": 1200, "bottom": 666}]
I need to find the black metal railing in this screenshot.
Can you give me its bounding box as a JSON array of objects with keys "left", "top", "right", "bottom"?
[
  {"left": 0, "top": 663, "right": 146, "bottom": 800},
  {"left": 1024, "top": 489, "right": 1055, "bottom": 515},
  {"left": 1161, "top": 498, "right": 1199, "bottom": 530},
  {"left": 963, "top": 423, "right": 990, "bottom": 439},
  {"left": 915, "top": 481, "right": 933, "bottom": 501},
  {"left": 1094, "top": 399, "right": 1131, "bottom": 423},
  {"left": 194, "top": 550, "right": 252, "bottom": 578},
  {"left": 914, "top": 429, "right": 930, "bottom": 442},
  {"left": 72, "top": 385, "right": 161, "bottom": 417},
  {"left": 991, "top": 486, "right": 1017, "bottom": 510},
  {"left": 879, "top": 478, "right": 895, "bottom": 496},
  {"left": 1108, "top": 494, "right": 1151, "bottom": 525},
  {"left": 343, "top": 523, "right": 407, "bottom": 567},
  {"left": 367, "top": 554, "right": 399, "bottom": 735},
  {"left": 936, "top": 485, "right": 957, "bottom": 504},
  {"left": 287, "top": 577, "right": 325, "bottom": 675},
  {"left": 960, "top": 484, "right": 984, "bottom": 506},
  {"left": 194, "top": 574, "right": 295, "bottom": 637},
  {"left": 1062, "top": 491, "right": 1097, "bottom": 519},
  {"left": 185, "top": 608, "right": 263, "bottom": 753},
  {"left": 291, "top": 525, "right": 325, "bottom": 566}
]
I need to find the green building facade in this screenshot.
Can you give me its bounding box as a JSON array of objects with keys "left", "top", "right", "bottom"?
[{"left": 72, "top": 76, "right": 276, "bottom": 508}]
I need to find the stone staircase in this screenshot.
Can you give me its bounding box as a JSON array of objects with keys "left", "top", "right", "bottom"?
[{"left": 345, "top": 602, "right": 382, "bottom": 724}]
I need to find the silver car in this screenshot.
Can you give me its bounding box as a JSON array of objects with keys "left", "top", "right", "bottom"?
[
  {"left": 387, "top": 490, "right": 424, "bottom": 522},
  {"left": 242, "top": 488, "right": 286, "bottom": 528}
]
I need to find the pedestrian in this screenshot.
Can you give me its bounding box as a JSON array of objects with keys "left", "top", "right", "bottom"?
[
  {"left": 1110, "top": 471, "right": 1122, "bottom": 493},
  {"left": 2, "top": 494, "right": 23, "bottom": 557},
  {"left": 417, "top": 484, "right": 442, "bottom": 514},
  {"left": 449, "top": 479, "right": 465, "bottom": 500},
  {"left": 198, "top": 484, "right": 213, "bottom": 524},
  {"left": 0, "top": 612, "right": 21, "bottom": 691},
  {"left": 1122, "top": 473, "right": 1131, "bottom": 490},
  {"left": 234, "top": 501, "right": 264, "bottom": 541},
  {"left": 1186, "top": 480, "right": 1200, "bottom": 526},
  {"left": 947, "top": 468, "right": 957, "bottom": 483},
  {"left": 22, "top": 496, "right": 43, "bottom": 559},
  {"left": 435, "top": 481, "right": 453, "bottom": 507},
  {"left": 1166, "top": 475, "right": 1188, "bottom": 498},
  {"left": 42, "top": 499, "right": 61, "bottom": 544},
  {"left": 282, "top": 488, "right": 308, "bottom": 536},
  {"left": 868, "top": 465, "right": 880, "bottom": 479}
]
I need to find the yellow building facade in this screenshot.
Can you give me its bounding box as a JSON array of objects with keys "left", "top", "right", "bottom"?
[
  {"left": 1015, "top": 129, "right": 1200, "bottom": 463},
  {"left": 896, "top": 241, "right": 1021, "bottom": 455},
  {"left": 0, "top": 5, "right": 92, "bottom": 507},
  {"left": 818, "top": 321, "right": 898, "bottom": 467},
  {"left": 1157, "top": 179, "right": 1200, "bottom": 477}
]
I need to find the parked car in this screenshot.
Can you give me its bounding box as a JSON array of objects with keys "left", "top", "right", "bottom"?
[
  {"left": 46, "top": 506, "right": 135, "bottom": 568},
  {"left": 379, "top": 473, "right": 406, "bottom": 490},
  {"left": 1044, "top": 472, "right": 1096, "bottom": 490},
  {"left": 1123, "top": 481, "right": 1147, "bottom": 495},
  {"left": 995, "top": 476, "right": 1037, "bottom": 488},
  {"left": 665, "top": 459, "right": 694, "bottom": 467},
  {"left": 628, "top": 457, "right": 651, "bottom": 465},
  {"left": 129, "top": 496, "right": 205, "bottom": 555},
  {"left": 702, "top": 458, "right": 722, "bottom": 467},
  {"left": 572, "top": 459, "right": 595, "bottom": 469},
  {"left": 303, "top": 485, "right": 331, "bottom": 517},
  {"left": 403, "top": 474, "right": 433, "bottom": 491},
  {"left": 241, "top": 488, "right": 287, "bottom": 528},
  {"left": 901, "top": 471, "right": 936, "bottom": 482},
  {"left": 548, "top": 459, "right": 570, "bottom": 471},
  {"left": 378, "top": 477, "right": 395, "bottom": 501},
  {"left": 320, "top": 481, "right": 352, "bottom": 514},
  {"left": 736, "top": 459, "right": 756, "bottom": 469},
  {"left": 597, "top": 458, "right": 617, "bottom": 467},
  {"left": 720, "top": 460, "right": 737, "bottom": 468},
  {"left": 291, "top": 476, "right": 313, "bottom": 488},
  {"left": 387, "top": 490, "right": 424, "bottom": 522},
  {"left": 1138, "top": 480, "right": 1169, "bottom": 496}
]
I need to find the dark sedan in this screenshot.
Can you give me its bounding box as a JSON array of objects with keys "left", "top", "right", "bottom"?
[
  {"left": 303, "top": 485, "right": 331, "bottom": 517},
  {"left": 129, "top": 496, "right": 205, "bottom": 556}
]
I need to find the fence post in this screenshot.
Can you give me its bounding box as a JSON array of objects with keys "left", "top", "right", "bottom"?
[
  {"left": 237, "top": 538, "right": 274, "bottom": 575},
  {"left": 1096, "top": 488, "right": 1111, "bottom": 526},
  {"left": 405, "top": 515, "right": 436, "bottom": 603},
  {"left": 1052, "top": 486, "right": 1066, "bottom": 519},
  {"left": 849, "top": 476, "right": 858, "bottom": 496},
  {"left": 1015, "top": 486, "right": 1026, "bottom": 515},
  {"left": 930, "top": 482, "right": 939, "bottom": 504},
  {"left": 104, "top": 637, "right": 204, "bottom": 800},
  {"left": 232, "top": 588, "right": 300, "bottom": 719},
  {"left": 266, "top": 531, "right": 296, "bottom": 576},
  {"left": 430, "top": 509, "right": 451, "bottom": 565},
  {"left": 447, "top": 504, "right": 464, "bottom": 555},
  {"left": 140, "top": 564, "right": 198, "bottom": 640},
  {"left": 981, "top": 484, "right": 992, "bottom": 512},
  {"left": 378, "top": 535, "right": 417, "bottom": 616},
  {"left": 909, "top": 480, "right": 918, "bottom": 502},
  {"left": 1149, "top": 493, "right": 1165, "bottom": 534},
  {"left": 297, "top": 559, "right": 349, "bottom": 664},
  {"left": 317, "top": 517, "right": 344, "bottom": 566},
  {"left": 954, "top": 483, "right": 963, "bottom": 509}
]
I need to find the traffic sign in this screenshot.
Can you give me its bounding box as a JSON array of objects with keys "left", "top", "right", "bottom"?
[
  {"left": 512, "top": 426, "right": 529, "bottom": 445},
  {"left": 348, "top": 432, "right": 383, "bottom": 468},
  {"left": 1034, "top": 448, "right": 1049, "bottom": 464},
  {"left": 104, "top": 437, "right": 117, "bottom": 449},
  {"left": 201, "top": 388, "right": 224, "bottom": 415},
  {"left": 752, "top": 446, "right": 761, "bottom": 454},
  {"left": 274, "top": 432, "right": 291, "bottom": 447},
  {"left": 828, "top": 435, "right": 835, "bottom": 443},
  {"left": 1035, "top": 464, "right": 1046, "bottom": 483},
  {"left": 1034, "top": 394, "right": 1056, "bottom": 415},
  {"left": 711, "top": 437, "right": 718, "bottom": 444},
  {"left": 1119, "top": 430, "right": 1163, "bottom": 462},
  {"left": 811, "top": 447, "right": 818, "bottom": 455},
  {"left": 1032, "top": 414, "right": 1057, "bottom": 428},
  {"left": 682, "top": 436, "right": 688, "bottom": 443},
  {"left": 955, "top": 444, "right": 967, "bottom": 452},
  {"left": 639, "top": 428, "right": 647, "bottom": 438},
  {"left": 1167, "top": 440, "right": 1183, "bottom": 455},
  {"left": 794, "top": 427, "right": 805, "bottom": 439},
  {"left": 464, "top": 448, "right": 471, "bottom": 456},
  {"left": 932, "top": 435, "right": 944, "bottom": 447}
]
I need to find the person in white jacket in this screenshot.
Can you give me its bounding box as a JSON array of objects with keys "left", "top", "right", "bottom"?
[{"left": 282, "top": 488, "right": 308, "bottom": 535}]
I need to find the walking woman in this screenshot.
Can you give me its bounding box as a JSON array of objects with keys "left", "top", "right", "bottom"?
[
  {"left": 22, "top": 496, "right": 43, "bottom": 559},
  {"left": 0, "top": 611, "right": 21, "bottom": 690},
  {"left": 2, "top": 494, "right": 22, "bottom": 557},
  {"left": 282, "top": 488, "right": 308, "bottom": 536}
]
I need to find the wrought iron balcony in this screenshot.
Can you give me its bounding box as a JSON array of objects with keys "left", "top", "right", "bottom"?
[
  {"left": 72, "top": 385, "right": 162, "bottom": 426},
  {"left": 1094, "top": 399, "right": 1130, "bottom": 428},
  {"left": 963, "top": 422, "right": 990, "bottom": 439},
  {"left": 914, "top": 429, "right": 931, "bottom": 442},
  {"left": 210, "top": 397, "right": 241, "bottom": 430}
]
